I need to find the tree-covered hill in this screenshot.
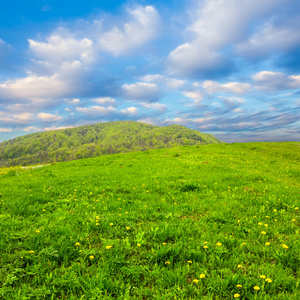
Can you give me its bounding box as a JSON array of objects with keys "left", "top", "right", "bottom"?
[{"left": 0, "top": 121, "right": 222, "bottom": 167}]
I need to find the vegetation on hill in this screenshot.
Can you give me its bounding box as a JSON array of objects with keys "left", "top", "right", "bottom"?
[
  {"left": 0, "top": 142, "right": 299, "bottom": 299},
  {"left": 0, "top": 121, "right": 221, "bottom": 167}
]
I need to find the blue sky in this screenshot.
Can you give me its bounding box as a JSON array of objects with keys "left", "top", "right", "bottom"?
[{"left": 0, "top": 0, "right": 300, "bottom": 143}]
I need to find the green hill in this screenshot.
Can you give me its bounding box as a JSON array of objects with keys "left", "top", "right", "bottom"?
[
  {"left": 0, "top": 121, "right": 221, "bottom": 167},
  {"left": 0, "top": 142, "right": 299, "bottom": 299}
]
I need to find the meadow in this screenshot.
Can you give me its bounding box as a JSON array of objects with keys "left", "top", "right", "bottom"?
[{"left": 0, "top": 142, "right": 299, "bottom": 299}]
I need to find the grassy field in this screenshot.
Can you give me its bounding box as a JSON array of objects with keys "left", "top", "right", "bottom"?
[{"left": 0, "top": 142, "right": 299, "bottom": 299}]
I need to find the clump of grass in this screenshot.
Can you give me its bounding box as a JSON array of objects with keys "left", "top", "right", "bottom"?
[{"left": 0, "top": 142, "right": 299, "bottom": 299}]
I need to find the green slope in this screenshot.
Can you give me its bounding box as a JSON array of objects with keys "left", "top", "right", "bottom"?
[
  {"left": 0, "top": 142, "right": 299, "bottom": 299},
  {"left": 0, "top": 121, "right": 221, "bottom": 167}
]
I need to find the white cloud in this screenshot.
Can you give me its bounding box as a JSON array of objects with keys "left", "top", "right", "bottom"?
[
  {"left": 253, "top": 71, "right": 300, "bottom": 91},
  {"left": 121, "top": 106, "right": 138, "bottom": 115},
  {"left": 143, "top": 102, "right": 167, "bottom": 112},
  {"left": 167, "top": 0, "right": 285, "bottom": 75},
  {"left": 91, "top": 97, "right": 117, "bottom": 106},
  {"left": 38, "top": 112, "right": 62, "bottom": 122},
  {"left": 122, "top": 82, "right": 160, "bottom": 102},
  {"left": 203, "top": 80, "right": 251, "bottom": 94},
  {"left": 23, "top": 126, "right": 40, "bottom": 132},
  {"left": 0, "top": 128, "right": 12, "bottom": 132},
  {"left": 0, "top": 60, "right": 84, "bottom": 102},
  {"left": 141, "top": 74, "right": 186, "bottom": 89},
  {"left": 0, "top": 111, "right": 33, "bottom": 124},
  {"left": 29, "top": 34, "right": 95, "bottom": 64},
  {"left": 236, "top": 20, "right": 300, "bottom": 58},
  {"left": 75, "top": 105, "right": 116, "bottom": 115},
  {"left": 100, "top": 6, "right": 160, "bottom": 55}
]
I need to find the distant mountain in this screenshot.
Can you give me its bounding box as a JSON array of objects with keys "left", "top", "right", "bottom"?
[{"left": 0, "top": 121, "right": 222, "bottom": 167}]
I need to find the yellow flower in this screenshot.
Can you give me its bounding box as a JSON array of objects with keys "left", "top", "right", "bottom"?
[
  {"left": 89, "top": 255, "right": 94, "bottom": 260},
  {"left": 216, "top": 242, "right": 222, "bottom": 246},
  {"left": 187, "top": 260, "right": 192, "bottom": 264},
  {"left": 260, "top": 275, "right": 266, "bottom": 279},
  {"left": 106, "top": 245, "right": 113, "bottom": 250},
  {"left": 96, "top": 223, "right": 99, "bottom": 225},
  {"left": 199, "top": 274, "right": 205, "bottom": 279},
  {"left": 234, "top": 294, "right": 240, "bottom": 298},
  {"left": 292, "top": 219, "right": 296, "bottom": 222},
  {"left": 110, "top": 223, "right": 114, "bottom": 226},
  {"left": 75, "top": 242, "right": 80, "bottom": 246},
  {"left": 203, "top": 245, "right": 208, "bottom": 249},
  {"left": 282, "top": 244, "right": 288, "bottom": 249},
  {"left": 42, "top": 209, "right": 46, "bottom": 212},
  {"left": 254, "top": 286, "right": 260, "bottom": 291},
  {"left": 126, "top": 226, "right": 130, "bottom": 230},
  {"left": 29, "top": 250, "right": 34, "bottom": 254},
  {"left": 258, "top": 222, "right": 263, "bottom": 225},
  {"left": 237, "top": 264, "right": 243, "bottom": 268},
  {"left": 203, "top": 241, "right": 208, "bottom": 244},
  {"left": 295, "top": 207, "right": 299, "bottom": 210},
  {"left": 236, "top": 284, "right": 242, "bottom": 288},
  {"left": 261, "top": 231, "right": 266, "bottom": 235},
  {"left": 265, "top": 242, "right": 270, "bottom": 246},
  {"left": 162, "top": 242, "right": 167, "bottom": 245},
  {"left": 264, "top": 224, "right": 268, "bottom": 227},
  {"left": 273, "top": 209, "right": 277, "bottom": 212},
  {"left": 165, "top": 261, "right": 170, "bottom": 264},
  {"left": 266, "top": 278, "right": 272, "bottom": 283},
  {"left": 36, "top": 230, "right": 40, "bottom": 233},
  {"left": 137, "top": 244, "right": 141, "bottom": 247},
  {"left": 193, "top": 279, "right": 199, "bottom": 283},
  {"left": 96, "top": 216, "right": 99, "bottom": 219}
]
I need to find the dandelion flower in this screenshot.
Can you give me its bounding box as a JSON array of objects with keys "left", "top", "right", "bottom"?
[
  {"left": 258, "top": 222, "right": 263, "bottom": 225},
  {"left": 261, "top": 231, "right": 266, "bottom": 235},
  {"left": 96, "top": 223, "right": 99, "bottom": 225},
  {"left": 89, "top": 255, "right": 94, "bottom": 260},
  {"left": 282, "top": 244, "right": 288, "bottom": 249},
  {"left": 273, "top": 209, "right": 277, "bottom": 212},
  {"left": 203, "top": 245, "right": 208, "bottom": 249},
  {"left": 193, "top": 279, "right": 199, "bottom": 283},
  {"left": 234, "top": 294, "right": 240, "bottom": 298},
  {"left": 238, "top": 264, "right": 243, "bottom": 268},
  {"left": 266, "top": 278, "right": 272, "bottom": 283},
  {"left": 236, "top": 284, "right": 242, "bottom": 288},
  {"left": 165, "top": 261, "right": 170, "bottom": 264},
  {"left": 137, "top": 244, "right": 141, "bottom": 247},
  {"left": 200, "top": 274, "right": 205, "bottom": 279},
  {"left": 292, "top": 219, "right": 296, "bottom": 222},
  {"left": 106, "top": 245, "right": 113, "bottom": 250},
  {"left": 75, "top": 242, "right": 80, "bottom": 246},
  {"left": 110, "top": 223, "right": 114, "bottom": 226},
  {"left": 260, "top": 275, "right": 266, "bottom": 279},
  {"left": 264, "top": 224, "right": 268, "bottom": 227},
  {"left": 216, "top": 242, "right": 222, "bottom": 246},
  {"left": 254, "top": 286, "right": 260, "bottom": 291},
  {"left": 29, "top": 250, "right": 34, "bottom": 254},
  {"left": 36, "top": 230, "right": 40, "bottom": 233},
  {"left": 295, "top": 207, "right": 299, "bottom": 210},
  {"left": 204, "top": 241, "right": 208, "bottom": 244},
  {"left": 187, "top": 260, "right": 192, "bottom": 264},
  {"left": 265, "top": 242, "right": 270, "bottom": 246},
  {"left": 162, "top": 242, "right": 167, "bottom": 245}
]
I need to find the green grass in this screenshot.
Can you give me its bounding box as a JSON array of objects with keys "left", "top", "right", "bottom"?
[{"left": 0, "top": 142, "right": 299, "bottom": 299}]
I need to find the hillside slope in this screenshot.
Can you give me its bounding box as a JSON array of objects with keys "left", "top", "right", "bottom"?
[
  {"left": 0, "top": 121, "right": 221, "bottom": 167},
  {"left": 0, "top": 142, "right": 299, "bottom": 299}
]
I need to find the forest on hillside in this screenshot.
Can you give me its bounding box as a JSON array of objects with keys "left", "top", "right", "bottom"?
[{"left": 0, "top": 121, "right": 221, "bottom": 167}]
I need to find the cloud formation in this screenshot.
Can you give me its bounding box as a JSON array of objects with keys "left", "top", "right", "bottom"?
[{"left": 100, "top": 6, "right": 160, "bottom": 55}]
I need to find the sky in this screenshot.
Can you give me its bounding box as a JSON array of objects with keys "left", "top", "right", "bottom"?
[{"left": 0, "top": 0, "right": 300, "bottom": 143}]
